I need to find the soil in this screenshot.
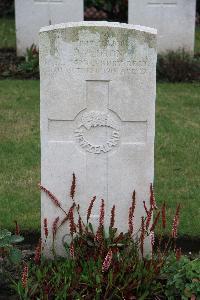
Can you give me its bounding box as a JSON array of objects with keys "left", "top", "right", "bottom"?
[
  {"left": 0, "top": 232, "right": 39, "bottom": 299},
  {"left": 157, "top": 235, "right": 200, "bottom": 255},
  {"left": 0, "top": 48, "right": 39, "bottom": 80}
]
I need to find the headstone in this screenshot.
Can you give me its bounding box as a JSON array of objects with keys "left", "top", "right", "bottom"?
[
  {"left": 39, "top": 22, "right": 157, "bottom": 257},
  {"left": 15, "top": 0, "right": 84, "bottom": 56},
  {"left": 128, "top": 0, "right": 196, "bottom": 53}
]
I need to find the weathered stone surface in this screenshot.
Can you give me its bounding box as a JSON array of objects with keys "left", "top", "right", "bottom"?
[
  {"left": 128, "top": 0, "right": 196, "bottom": 53},
  {"left": 15, "top": 0, "right": 84, "bottom": 56},
  {"left": 39, "top": 22, "right": 157, "bottom": 257}
]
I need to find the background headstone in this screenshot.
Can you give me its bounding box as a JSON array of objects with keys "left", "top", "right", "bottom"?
[
  {"left": 39, "top": 21, "right": 157, "bottom": 257},
  {"left": 15, "top": 0, "right": 84, "bottom": 56},
  {"left": 128, "top": 0, "right": 196, "bottom": 53}
]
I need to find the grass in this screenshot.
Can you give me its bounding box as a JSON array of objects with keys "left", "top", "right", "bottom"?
[
  {"left": 0, "top": 80, "right": 199, "bottom": 237},
  {"left": 0, "top": 80, "right": 40, "bottom": 231},
  {"left": 0, "top": 18, "right": 16, "bottom": 49},
  {"left": 155, "top": 83, "right": 200, "bottom": 237}
]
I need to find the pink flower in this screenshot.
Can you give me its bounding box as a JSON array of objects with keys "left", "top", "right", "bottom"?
[
  {"left": 150, "top": 211, "right": 160, "bottom": 232},
  {"left": 131, "top": 190, "right": 136, "bottom": 214},
  {"left": 87, "top": 196, "right": 96, "bottom": 223},
  {"left": 175, "top": 248, "right": 182, "bottom": 261},
  {"left": 99, "top": 199, "right": 105, "bottom": 227},
  {"left": 44, "top": 218, "right": 48, "bottom": 239},
  {"left": 70, "top": 242, "right": 75, "bottom": 259},
  {"left": 128, "top": 206, "right": 134, "bottom": 235},
  {"left": 102, "top": 249, "right": 113, "bottom": 272},
  {"left": 96, "top": 226, "right": 103, "bottom": 244},
  {"left": 146, "top": 205, "right": 153, "bottom": 230},
  {"left": 110, "top": 205, "right": 115, "bottom": 228},
  {"left": 69, "top": 207, "right": 76, "bottom": 236},
  {"left": 39, "top": 184, "right": 61, "bottom": 208},
  {"left": 78, "top": 216, "right": 83, "bottom": 235},
  {"left": 14, "top": 220, "right": 20, "bottom": 235},
  {"left": 143, "top": 201, "right": 148, "bottom": 215},
  {"left": 22, "top": 263, "right": 28, "bottom": 289},
  {"left": 96, "top": 199, "right": 105, "bottom": 243},
  {"left": 34, "top": 238, "right": 42, "bottom": 265},
  {"left": 52, "top": 217, "right": 59, "bottom": 238},
  {"left": 128, "top": 191, "right": 136, "bottom": 235},
  {"left": 150, "top": 231, "right": 155, "bottom": 247},
  {"left": 172, "top": 204, "right": 180, "bottom": 239},
  {"left": 150, "top": 183, "right": 157, "bottom": 209},
  {"left": 70, "top": 173, "right": 76, "bottom": 199}
]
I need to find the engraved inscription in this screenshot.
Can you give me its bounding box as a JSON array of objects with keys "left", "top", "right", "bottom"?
[
  {"left": 46, "top": 33, "right": 156, "bottom": 77},
  {"left": 65, "top": 32, "right": 155, "bottom": 75},
  {"left": 75, "top": 111, "right": 120, "bottom": 154}
]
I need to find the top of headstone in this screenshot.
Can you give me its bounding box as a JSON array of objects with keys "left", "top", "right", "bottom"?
[{"left": 39, "top": 21, "right": 157, "bottom": 36}]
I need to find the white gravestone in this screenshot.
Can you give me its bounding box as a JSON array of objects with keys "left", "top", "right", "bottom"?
[
  {"left": 15, "top": 0, "right": 84, "bottom": 56},
  {"left": 128, "top": 0, "right": 196, "bottom": 53},
  {"left": 39, "top": 22, "right": 157, "bottom": 257}
]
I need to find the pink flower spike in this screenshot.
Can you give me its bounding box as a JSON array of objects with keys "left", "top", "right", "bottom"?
[
  {"left": 150, "top": 231, "right": 155, "bottom": 247},
  {"left": 150, "top": 183, "right": 157, "bottom": 209},
  {"left": 175, "top": 248, "right": 182, "bottom": 261},
  {"left": 172, "top": 204, "right": 180, "bottom": 239},
  {"left": 128, "top": 206, "right": 134, "bottom": 235},
  {"left": 44, "top": 218, "right": 48, "bottom": 239},
  {"left": 22, "top": 263, "right": 28, "bottom": 289},
  {"left": 99, "top": 199, "right": 105, "bottom": 227},
  {"left": 143, "top": 201, "right": 148, "bottom": 215},
  {"left": 70, "top": 173, "right": 76, "bottom": 199},
  {"left": 34, "top": 238, "right": 42, "bottom": 265},
  {"left": 52, "top": 217, "right": 59, "bottom": 238},
  {"left": 110, "top": 205, "right": 115, "bottom": 228},
  {"left": 14, "top": 220, "right": 20, "bottom": 235},
  {"left": 87, "top": 196, "right": 96, "bottom": 223},
  {"left": 69, "top": 206, "right": 76, "bottom": 236},
  {"left": 102, "top": 249, "right": 113, "bottom": 273},
  {"left": 39, "top": 184, "right": 61, "bottom": 208},
  {"left": 146, "top": 205, "right": 153, "bottom": 230},
  {"left": 70, "top": 242, "right": 75, "bottom": 259}
]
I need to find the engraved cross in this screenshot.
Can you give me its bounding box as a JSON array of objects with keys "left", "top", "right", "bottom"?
[
  {"left": 48, "top": 80, "right": 147, "bottom": 213},
  {"left": 48, "top": 80, "right": 147, "bottom": 150}
]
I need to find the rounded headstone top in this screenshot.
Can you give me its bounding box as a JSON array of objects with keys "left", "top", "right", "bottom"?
[{"left": 39, "top": 21, "right": 157, "bottom": 36}]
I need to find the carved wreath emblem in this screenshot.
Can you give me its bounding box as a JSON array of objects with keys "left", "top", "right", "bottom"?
[{"left": 75, "top": 111, "right": 120, "bottom": 154}]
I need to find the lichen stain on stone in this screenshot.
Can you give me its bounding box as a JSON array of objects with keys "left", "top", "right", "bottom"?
[
  {"left": 67, "top": 26, "right": 155, "bottom": 50},
  {"left": 47, "top": 31, "right": 57, "bottom": 56},
  {"left": 60, "top": 27, "right": 79, "bottom": 43},
  {"left": 46, "top": 26, "right": 156, "bottom": 57}
]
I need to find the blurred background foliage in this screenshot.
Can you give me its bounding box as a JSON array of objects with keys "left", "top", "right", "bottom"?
[
  {"left": 0, "top": 0, "right": 14, "bottom": 18},
  {"left": 85, "top": 0, "right": 128, "bottom": 22}
]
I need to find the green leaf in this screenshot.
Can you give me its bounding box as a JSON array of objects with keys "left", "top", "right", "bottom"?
[
  {"left": 96, "top": 274, "right": 101, "bottom": 284},
  {"left": 0, "top": 236, "right": 12, "bottom": 248},
  {"left": 138, "top": 291, "right": 149, "bottom": 300},
  {"left": 10, "top": 235, "right": 24, "bottom": 244},
  {"left": 9, "top": 247, "right": 22, "bottom": 264},
  {"left": 0, "top": 229, "right": 12, "bottom": 239}
]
